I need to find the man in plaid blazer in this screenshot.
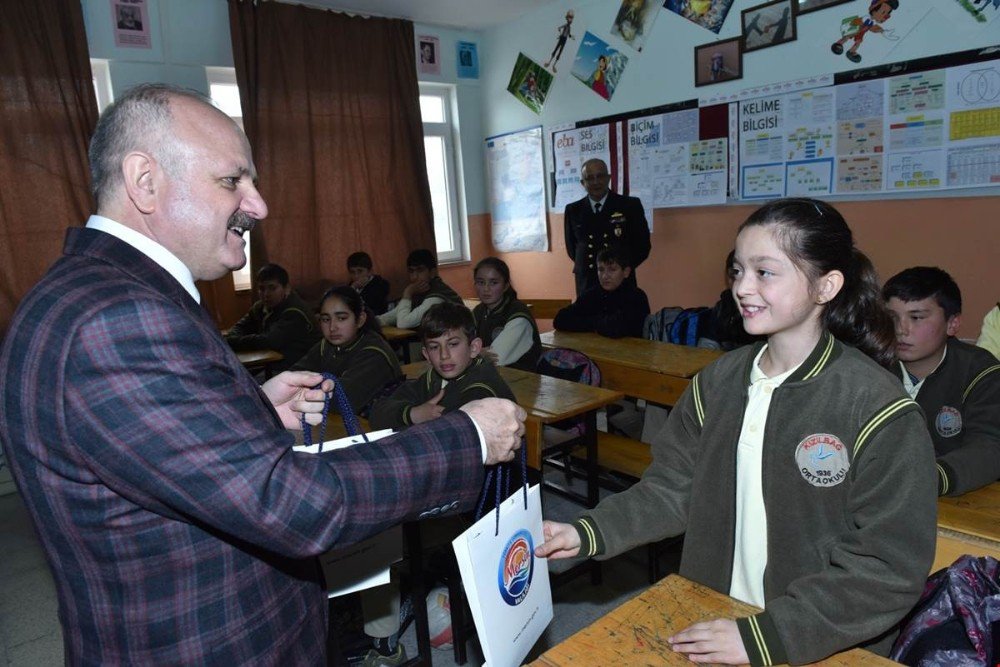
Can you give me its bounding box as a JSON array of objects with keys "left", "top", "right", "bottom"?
[{"left": 0, "top": 84, "right": 524, "bottom": 665}]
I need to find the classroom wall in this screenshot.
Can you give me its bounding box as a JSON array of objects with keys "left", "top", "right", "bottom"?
[{"left": 461, "top": 0, "right": 1000, "bottom": 339}]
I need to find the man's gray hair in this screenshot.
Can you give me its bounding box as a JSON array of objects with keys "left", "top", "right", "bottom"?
[{"left": 88, "top": 83, "right": 217, "bottom": 208}]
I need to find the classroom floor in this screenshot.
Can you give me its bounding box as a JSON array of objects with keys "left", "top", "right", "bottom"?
[{"left": 0, "top": 472, "right": 679, "bottom": 667}]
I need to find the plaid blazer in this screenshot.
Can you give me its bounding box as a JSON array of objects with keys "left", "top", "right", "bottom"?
[{"left": 0, "top": 228, "right": 484, "bottom": 665}]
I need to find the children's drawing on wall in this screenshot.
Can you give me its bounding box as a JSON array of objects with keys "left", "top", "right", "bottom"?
[
  {"left": 742, "top": 0, "right": 797, "bottom": 52},
  {"left": 829, "top": 1, "right": 928, "bottom": 64},
  {"left": 507, "top": 53, "right": 554, "bottom": 114},
  {"left": 694, "top": 36, "right": 742, "bottom": 86},
  {"left": 571, "top": 32, "right": 629, "bottom": 101},
  {"left": 954, "top": 0, "right": 1000, "bottom": 23},
  {"left": 543, "top": 9, "right": 576, "bottom": 73},
  {"left": 662, "top": 0, "right": 736, "bottom": 34},
  {"left": 796, "top": 0, "right": 853, "bottom": 14},
  {"left": 417, "top": 35, "right": 441, "bottom": 76},
  {"left": 610, "top": 0, "right": 661, "bottom": 52}
]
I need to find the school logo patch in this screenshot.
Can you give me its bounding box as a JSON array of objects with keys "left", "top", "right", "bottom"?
[
  {"left": 935, "top": 406, "right": 962, "bottom": 438},
  {"left": 497, "top": 529, "right": 534, "bottom": 606},
  {"left": 795, "top": 433, "right": 850, "bottom": 488}
]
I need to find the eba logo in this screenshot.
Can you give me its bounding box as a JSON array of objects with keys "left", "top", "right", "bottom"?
[{"left": 497, "top": 530, "right": 533, "bottom": 606}]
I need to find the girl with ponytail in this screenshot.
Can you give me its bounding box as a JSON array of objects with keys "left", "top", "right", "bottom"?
[{"left": 537, "top": 198, "right": 937, "bottom": 665}]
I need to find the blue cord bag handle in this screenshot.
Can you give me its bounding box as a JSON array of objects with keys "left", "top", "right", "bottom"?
[
  {"left": 300, "top": 372, "right": 369, "bottom": 447},
  {"left": 473, "top": 439, "right": 529, "bottom": 536}
]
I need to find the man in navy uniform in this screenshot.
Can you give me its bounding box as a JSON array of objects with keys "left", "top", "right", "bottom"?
[{"left": 563, "top": 158, "right": 650, "bottom": 297}]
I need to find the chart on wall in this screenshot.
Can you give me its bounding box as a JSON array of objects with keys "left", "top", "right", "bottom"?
[
  {"left": 548, "top": 101, "right": 730, "bottom": 218},
  {"left": 485, "top": 126, "right": 549, "bottom": 253},
  {"left": 738, "top": 45, "right": 1000, "bottom": 199},
  {"left": 625, "top": 106, "right": 729, "bottom": 217}
]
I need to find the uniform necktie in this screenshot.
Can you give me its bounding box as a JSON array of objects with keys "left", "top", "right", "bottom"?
[{"left": 594, "top": 201, "right": 602, "bottom": 214}]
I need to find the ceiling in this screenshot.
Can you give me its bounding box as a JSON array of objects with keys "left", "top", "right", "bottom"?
[{"left": 283, "top": 0, "right": 562, "bottom": 30}]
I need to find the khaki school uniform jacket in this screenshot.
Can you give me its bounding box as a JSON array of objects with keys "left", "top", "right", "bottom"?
[
  {"left": 290, "top": 330, "right": 403, "bottom": 415},
  {"left": 574, "top": 334, "right": 937, "bottom": 666},
  {"left": 472, "top": 293, "right": 541, "bottom": 371},
  {"left": 370, "top": 356, "right": 515, "bottom": 430},
  {"left": 896, "top": 337, "right": 1000, "bottom": 496}
]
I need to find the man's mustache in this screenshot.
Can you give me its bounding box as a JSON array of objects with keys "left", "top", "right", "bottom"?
[{"left": 226, "top": 212, "right": 258, "bottom": 235}]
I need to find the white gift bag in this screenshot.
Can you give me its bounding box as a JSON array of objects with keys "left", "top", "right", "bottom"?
[
  {"left": 294, "top": 426, "right": 402, "bottom": 597},
  {"left": 452, "top": 483, "right": 553, "bottom": 667}
]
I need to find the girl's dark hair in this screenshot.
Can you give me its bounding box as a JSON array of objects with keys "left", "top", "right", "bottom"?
[
  {"left": 319, "top": 285, "right": 382, "bottom": 337},
  {"left": 473, "top": 257, "right": 518, "bottom": 300},
  {"left": 739, "top": 198, "right": 896, "bottom": 367}
]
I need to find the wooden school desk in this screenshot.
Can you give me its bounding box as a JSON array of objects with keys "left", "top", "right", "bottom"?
[
  {"left": 540, "top": 331, "right": 722, "bottom": 406},
  {"left": 531, "top": 574, "right": 893, "bottom": 666},
  {"left": 236, "top": 349, "right": 284, "bottom": 379},
  {"left": 381, "top": 325, "right": 419, "bottom": 363},
  {"left": 933, "top": 481, "right": 1000, "bottom": 570},
  {"left": 401, "top": 362, "right": 623, "bottom": 508}
]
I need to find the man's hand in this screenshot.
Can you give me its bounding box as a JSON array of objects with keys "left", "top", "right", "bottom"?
[
  {"left": 534, "top": 520, "right": 581, "bottom": 559},
  {"left": 410, "top": 389, "right": 446, "bottom": 424},
  {"left": 669, "top": 619, "right": 748, "bottom": 664},
  {"left": 459, "top": 398, "right": 525, "bottom": 464},
  {"left": 262, "top": 371, "right": 335, "bottom": 430}
]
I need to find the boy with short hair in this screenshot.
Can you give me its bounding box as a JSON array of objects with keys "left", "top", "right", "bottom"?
[
  {"left": 884, "top": 266, "right": 1000, "bottom": 496},
  {"left": 370, "top": 302, "right": 515, "bottom": 430},
  {"left": 553, "top": 247, "right": 650, "bottom": 338},
  {"left": 377, "top": 249, "right": 464, "bottom": 329},
  {"left": 347, "top": 251, "right": 391, "bottom": 315},
  {"left": 225, "top": 263, "right": 319, "bottom": 373}
]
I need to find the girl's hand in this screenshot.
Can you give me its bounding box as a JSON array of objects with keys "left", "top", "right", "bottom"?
[
  {"left": 534, "top": 520, "right": 581, "bottom": 559},
  {"left": 668, "top": 618, "right": 748, "bottom": 664}
]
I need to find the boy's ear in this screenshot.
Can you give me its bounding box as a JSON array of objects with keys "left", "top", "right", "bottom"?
[
  {"left": 946, "top": 313, "right": 962, "bottom": 337},
  {"left": 469, "top": 337, "right": 483, "bottom": 357},
  {"left": 815, "top": 270, "right": 845, "bottom": 305},
  {"left": 622, "top": 266, "right": 632, "bottom": 278},
  {"left": 421, "top": 346, "right": 429, "bottom": 362}
]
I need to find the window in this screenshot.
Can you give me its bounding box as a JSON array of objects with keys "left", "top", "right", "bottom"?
[
  {"left": 419, "top": 83, "right": 467, "bottom": 263},
  {"left": 91, "top": 59, "right": 113, "bottom": 113},
  {"left": 206, "top": 67, "right": 252, "bottom": 290}
]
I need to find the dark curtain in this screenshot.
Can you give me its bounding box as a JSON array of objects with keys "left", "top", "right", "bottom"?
[
  {"left": 228, "top": 0, "right": 435, "bottom": 306},
  {"left": 0, "top": 0, "right": 98, "bottom": 334}
]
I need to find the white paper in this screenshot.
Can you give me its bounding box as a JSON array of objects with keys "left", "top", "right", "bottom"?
[{"left": 294, "top": 429, "right": 403, "bottom": 597}]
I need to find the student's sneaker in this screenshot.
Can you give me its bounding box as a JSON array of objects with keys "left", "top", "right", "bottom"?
[{"left": 346, "top": 638, "right": 407, "bottom": 667}]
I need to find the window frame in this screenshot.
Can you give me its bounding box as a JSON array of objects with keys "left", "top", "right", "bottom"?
[
  {"left": 91, "top": 59, "right": 113, "bottom": 113},
  {"left": 206, "top": 67, "right": 252, "bottom": 291},
  {"left": 419, "top": 83, "right": 469, "bottom": 264}
]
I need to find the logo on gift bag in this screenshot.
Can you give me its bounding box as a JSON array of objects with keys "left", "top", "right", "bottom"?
[{"left": 497, "top": 529, "right": 534, "bottom": 606}]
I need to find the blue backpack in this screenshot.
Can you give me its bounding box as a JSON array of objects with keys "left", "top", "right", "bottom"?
[{"left": 644, "top": 307, "right": 710, "bottom": 346}]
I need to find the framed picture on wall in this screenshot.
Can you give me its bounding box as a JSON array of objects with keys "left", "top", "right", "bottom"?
[
  {"left": 795, "top": 0, "right": 853, "bottom": 15},
  {"left": 742, "top": 0, "right": 797, "bottom": 53},
  {"left": 693, "top": 37, "right": 743, "bottom": 87}
]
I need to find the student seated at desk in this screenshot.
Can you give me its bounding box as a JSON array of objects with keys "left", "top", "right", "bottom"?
[
  {"left": 883, "top": 267, "right": 1000, "bottom": 497},
  {"left": 289, "top": 286, "right": 402, "bottom": 417},
  {"left": 553, "top": 247, "right": 650, "bottom": 338},
  {"left": 225, "top": 263, "right": 319, "bottom": 373},
  {"left": 347, "top": 251, "right": 390, "bottom": 315},
  {"left": 472, "top": 257, "right": 542, "bottom": 370},
  {"left": 370, "top": 302, "right": 514, "bottom": 430},
  {"left": 377, "top": 248, "right": 463, "bottom": 329},
  {"left": 537, "top": 198, "right": 937, "bottom": 666}
]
